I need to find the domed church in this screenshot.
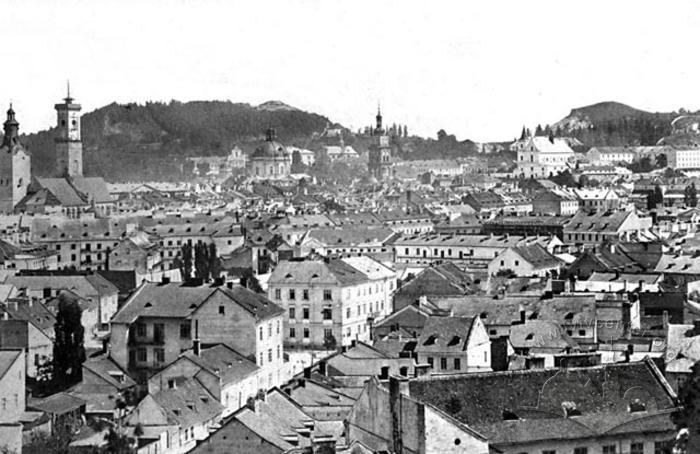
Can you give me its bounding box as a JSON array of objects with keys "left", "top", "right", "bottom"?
[{"left": 248, "top": 128, "right": 291, "bottom": 179}]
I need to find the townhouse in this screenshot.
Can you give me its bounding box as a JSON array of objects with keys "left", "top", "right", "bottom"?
[
  {"left": 109, "top": 281, "right": 284, "bottom": 388},
  {"left": 563, "top": 210, "right": 652, "bottom": 245},
  {"left": 268, "top": 257, "right": 396, "bottom": 349},
  {"left": 414, "top": 316, "right": 491, "bottom": 374},
  {"left": 532, "top": 188, "right": 579, "bottom": 215}
]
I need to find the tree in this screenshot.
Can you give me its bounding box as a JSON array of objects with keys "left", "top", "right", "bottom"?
[
  {"left": 240, "top": 268, "right": 263, "bottom": 293},
  {"left": 685, "top": 183, "right": 698, "bottom": 208},
  {"left": 53, "top": 293, "right": 86, "bottom": 387},
  {"left": 180, "top": 243, "right": 193, "bottom": 281},
  {"left": 657, "top": 153, "right": 668, "bottom": 168},
  {"left": 403, "top": 124, "right": 408, "bottom": 137},
  {"left": 535, "top": 124, "right": 544, "bottom": 136},
  {"left": 194, "top": 243, "right": 210, "bottom": 281},
  {"left": 323, "top": 333, "right": 337, "bottom": 351},
  {"left": 208, "top": 243, "right": 221, "bottom": 280},
  {"left": 647, "top": 185, "right": 664, "bottom": 210},
  {"left": 672, "top": 361, "right": 700, "bottom": 453},
  {"left": 437, "top": 129, "right": 447, "bottom": 141}
]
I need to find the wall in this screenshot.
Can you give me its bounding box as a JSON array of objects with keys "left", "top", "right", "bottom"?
[
  {"left": 423, "top": 406, "right": 488, "bottom": 454},
  {"left": 0, "top": 350, "right": 24, "bottom": 424}
]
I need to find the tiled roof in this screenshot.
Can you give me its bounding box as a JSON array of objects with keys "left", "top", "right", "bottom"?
[
  {"left": 415, "top": 316, "right": 476, "bottom": 354},
  {"left": 150, "top": 379, "right": 223, "bottom": 428},
  {"left": 509, "top": 244, "right": 560, "bottom": 270},
  {"left": 183, "top": 344, "right": 259, "bottom": 385},
  {"left": 408, "top": 359, "right": 677, "bottom": 446}
]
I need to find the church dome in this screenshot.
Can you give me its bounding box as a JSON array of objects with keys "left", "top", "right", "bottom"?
[{"left": 252, "top": 128, "right": 287, "bottom": 159}]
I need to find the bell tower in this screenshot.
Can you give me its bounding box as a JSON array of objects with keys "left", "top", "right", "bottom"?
[
  {"left": 55, "top": 82, "right": 83, "bottom": 177},
  {"left": 0, "top": 105, "right": 31, "bottom": 213},
  {"left": 368, "top": 104, "right": 392, "bottom": 180}
]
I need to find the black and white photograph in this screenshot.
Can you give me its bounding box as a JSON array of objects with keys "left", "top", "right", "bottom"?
[{"left": 0, "top": 1, "right": 698, "bottom": 453}]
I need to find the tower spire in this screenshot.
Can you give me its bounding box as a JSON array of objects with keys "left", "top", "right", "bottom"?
[
  {"left": 375, "top": 101, "right": 383, "bottom": 132},
  {"left": 65, "top": 80, "right": 73, "bottom": 104}
]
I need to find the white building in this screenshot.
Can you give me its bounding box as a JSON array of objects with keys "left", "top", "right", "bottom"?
[
  {"left": 516, "top": 137, "right": 574, "bottom": 178},
  {"left": 667, "top": 148, "right": 700, "bottom": 170},
  {"left": 268, "top": 256, "right": 396, "bottom": 349}
]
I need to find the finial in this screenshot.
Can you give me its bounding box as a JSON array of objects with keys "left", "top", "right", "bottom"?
[{"left": 64, "top": 80, "right": 73, "bottom": 103}]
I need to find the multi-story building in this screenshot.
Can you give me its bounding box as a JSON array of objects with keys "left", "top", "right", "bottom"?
[
  {"left": 0, "top": 349, "right": 25, "bottom": 454},
  {"left": 0, "top": 299, "right": 54, "bottom": 378},
  {"left": 109, "top": 231, "right": 168, "bottom": 282},
  {"left": 574, "top": 188, "right": 621, "bottom": 211},
  {"left": 532, "top": 188, "right": 579, "bottom": 215},
  {"left": 667, "top": 147, "right": 700, "bottom": 169},
  {"left": 586, "top": 146, "right": 636, "bottom": 165},
  {"left": 563, "top": 210, "right": 652, "bottom": 245},
  {"left": 248, "top": 128, "right": 291, "bottom": 179},
  {"left": 516, "top": 137, "right": 574, "bottom": 179},
  {"left": 415, "top": 316, "right": 491, "bottom": 374},
  {"left": 393, "top": 233, "right": 563, "bottom": 267},
  {"left": 109, "top": 282, "right": 284, "bottom": 388},
  {"left": 268, "top": 256, "right": 396, "bottom": 349}
]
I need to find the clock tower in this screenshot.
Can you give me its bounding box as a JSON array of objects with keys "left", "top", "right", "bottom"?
[{"left": 55, "top": 83, "right": 83, "bottom": 177}]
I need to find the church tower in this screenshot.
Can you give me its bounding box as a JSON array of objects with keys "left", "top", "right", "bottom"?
[
  {"left": 55, "top": 83, "right": 83, "bottom": 177},
  {"left": 0, "top": 105, "right": 31, "bottom": 212},
  {"left": 368, "top": 105, "right": 392, "bottom": 180}
]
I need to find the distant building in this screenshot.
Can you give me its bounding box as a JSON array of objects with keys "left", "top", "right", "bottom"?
[
  {"left": 667, "top": 147, "right": 700, "bottom": 169},
  {"left": 0, "top": 106, "right": 31, "bottom": 213},
  {"left": 532, "top": 188, "right": 579, "bottom": 216},
  {"left": 55, "top": 85, "right": 83, "bottom": 177},
  {"left": 368, "top": 107, "right": 392, "bottom": 180},
  {"left": 586, "top": 146, "right": 636, "bottom": 165},
  {"left": 516, "top": 137, "right": 574, "bottom": 179},
  {"left": 248, "top": 128, "right": 291, "bottom": 179},
  {"left": 415, "top": 315, "right": 491, "bottom": 374}
]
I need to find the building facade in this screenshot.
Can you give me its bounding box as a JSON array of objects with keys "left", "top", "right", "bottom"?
[
  {"left": 0, "top": 106, "right": 31, "bottom": 213},
  {"left": 55, "top": 86, "right": 83, "bottom": 177}
]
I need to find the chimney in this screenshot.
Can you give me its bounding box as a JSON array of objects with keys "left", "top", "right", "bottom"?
[
  {"left": 227, "top": 281, "right": 234, "bottom": 290},
  {"left": 303, "top": 366, "right": 312, "bottom": 379},
  {"left": 389, "top": 377, "right": 404, "bottom": 454},
  {"left": 318, "top": 360, "right": 327, "bottom": 376},
  {"left": 193, "top": 319, "right": 201, "bottom": 356},
  {"left": 298, "top": 378, "right": 306, "bottom": 388}
]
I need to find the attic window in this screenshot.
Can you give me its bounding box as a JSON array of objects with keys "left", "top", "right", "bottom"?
[
  {"left": 629, "top": 400, "right": 646, "bottom": 413},
  {"left": 144, "top": 302, "right": 152, "bottom": 308},
  {"left": 173, "top": 408, "right": 181, "bottom": 416},
  {"left": 200, "top": 396, "right": 209, "bottom": 404},
  {"left": 480, "top": 312, "right": 488, "bottom": 319},
  {"left": 525, "top": 333, "right": 534, "bottom": 341},
  {"left": 565, "top": 312, "right": 574, "bottom": 320},
  {"left": 424, "top": 335, "right": 438, "bottom": 345},
  {"left": 311, "top": 273, "right": 319, "bottom": 278},
  {"left": 186, "top": 402, "right": 195, "bottom": 411},
  {"left": 337, "top": 238, "right": 342, "bottom": 243},
  {"left": 528, "top": 312, "right": 538, "bottom": 320}
]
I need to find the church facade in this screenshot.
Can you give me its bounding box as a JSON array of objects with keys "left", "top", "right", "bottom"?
[{"left": 248, "top": 128, "right": 291, "bottom": 179}]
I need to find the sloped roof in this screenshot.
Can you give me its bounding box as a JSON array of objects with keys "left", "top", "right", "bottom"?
[
  {"left": 409, "top": 359, "right": 677, "bottom": 446},
  {"left": 34, "top": 178, "right": 87, "bottom": 206},
  {"left": 70, "top": 177, "right": 114, "bottom": 204},
  {"left": 509, "top": 321, "right": 579, "bottom": 350},
  {"left": 508, "top": 244, "right": 560, "bottom": 270},
  {"left": 151, "top": 379, "right": 223, "bottom": 428},
  {"left": 415, "top": 316, "right": 476, "bottom": 354},
  {"left": 183, "top": 344, "right": 259, "bottom": 385},
  {"left": 269, "top": 259, "right": 369, "bottom": 286}
]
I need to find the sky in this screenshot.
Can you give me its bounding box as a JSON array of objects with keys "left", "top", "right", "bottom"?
[{"left": 3, "top": 0, "right": 700, "bottom": 142}]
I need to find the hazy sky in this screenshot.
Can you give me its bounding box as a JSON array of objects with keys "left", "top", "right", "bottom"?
[{"left": 4, "top": 0, "right": 700, "bottom": 141}]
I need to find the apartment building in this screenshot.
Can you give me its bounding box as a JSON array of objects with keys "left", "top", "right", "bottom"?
[
  {"left": 268, "top": 256, "right": 396, "bottom": 349},
  {"left": 110, "top": 282, "right": 284, "bottom": 388}
]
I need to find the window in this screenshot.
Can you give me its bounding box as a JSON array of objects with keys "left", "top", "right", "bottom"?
[
  {"left": 155, "top": 348, "right": 165, "bottom": 363},
  {"left": 290, "top": 328, "right": 296, "bottom": 338},
  {"left": 324, "top": 328, "right": 332, "bottom": 339},
  {"left": 603, "top": 446, "right": 616, "bottom": 454},
  {"left": 267, "top": 349, "right": 272, "bottom": 362},
  {"left": 573, "top": 448, "right": 588, "bottom": 454},
  {"left": 137, "top": 348, "right": 147, "bottom": 362},
  {"left": 542, "top": 451, "right": 556, "bottom": 454},
  {"left": 346, "top": 307, "right": 351, "bottom": 318},
  {"left": 303, "top": 328, "right": 310, "bottom": 338},
  {"left": 289, "top": 307, "right": 296, "bottom": 319},
  {"left": 180, "top": 324, "right": 191, "bottom": 339},
  {"left": 259, "top": 353, "right": 263, "bottom": 365},
  {"left": 277, "top": 345, "right": 280, "bottom": 359},
  {"left": 289, "top": 289, "right": 296, "bottom": 300},
  {"left": 136, "top": 323, "right": 147, "bottom": 337},
  {"left": 219, "top": 305, "right": 225, "bottom": 315},
  {"left": 268, "top": 323, "right": 272, "bottom": 337},
  {"left": 274, "top": 289, "right": 281, "bottom": 299},
  {"left": 323, "top": 290, "right": 332, "bottom": 300},
  {"left": 322, "top": 307, "right": 332, "bottom": 320},
  {"left": 454, "top": 358, "right": 461, "bottom": 370},
  {"left": 654, "top": 441, "right": 673, "bottom": 454},
  {"left": 259, "top": 327, "right": 263, "bottom": 340},
  {"left": 303, "top": 307, "right": 310, "bottom": 319},
  {"left": 630, "top": 442, "right": 644, "bottom": 454},
  {"left": 276, "top": 321, "right": 280, "bottom": 334},
  {"left": 427, "top": 357, "right": 433, "bottom": 367},
  {"left": 303, "top": 289, "right": 309, "bottom": 300}
]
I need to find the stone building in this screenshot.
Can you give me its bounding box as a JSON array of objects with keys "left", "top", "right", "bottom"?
[
  {"left": 248, "top": 128, "right": 291, "bottom": 179},
  {"left": 0, "top": 106, "right": 31, "bottom": 213}
]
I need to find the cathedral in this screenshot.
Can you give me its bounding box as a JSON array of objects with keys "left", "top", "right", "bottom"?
[
  {"left": 367, "top": 107, "right": 392, "bottom": 180},
  {"left": 248, "top": 127, "right": 291, "bottom": 179},
  {"left": 0, "top": 105, "right": 31, "bottom": 213}
]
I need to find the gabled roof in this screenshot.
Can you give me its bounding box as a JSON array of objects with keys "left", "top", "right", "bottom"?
[
  {"left": 415, "top": 316, "right": 477, "bottom": 354},
  {"left": 150, "top": 379, "right": 223, "bottom": 428},
  {"left": 183, "top": 344, "right": 259, "bottom": 385},
  {"left": 269, "top": 259, "right": 371, "bottom": 286},
  {"left": 505, "top": 244, "right": 560, "bottom": 270}
]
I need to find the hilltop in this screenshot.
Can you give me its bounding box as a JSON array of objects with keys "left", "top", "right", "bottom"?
[
  {"left": 551, "top": 101, "right": 676, "bottom": 146},
  {"left": 21, "top": 100, "right": 336, "bottom": 181}
]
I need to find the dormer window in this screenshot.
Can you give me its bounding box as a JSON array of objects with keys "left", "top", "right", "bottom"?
[
  {"left": 525, "top": 333, "right": 534, "bottom": 341},
  {"left": 629, "top": 399, "right": 646, "bottom": 413},
  {"left": 424, "top": 335, "right": 438, "bottom": 345}
]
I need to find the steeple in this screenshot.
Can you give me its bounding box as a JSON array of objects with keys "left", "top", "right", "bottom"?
[
  {"left": 3, "top": 104, "right": 20, "bottom": 147},
  {"left": 64, "top": 80, "right": 73, "bottom": 104},
  {"left": 375, "top": 102, "right": 383, "bottom": 132}
]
